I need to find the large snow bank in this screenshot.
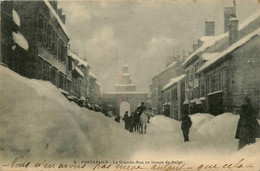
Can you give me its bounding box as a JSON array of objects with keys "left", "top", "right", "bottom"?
[
  {"left": 0, "top": 66, "right": 139, "bottom": 162},
  {"left": 0, "top": 66, "right": 259, "bottom": 166}
]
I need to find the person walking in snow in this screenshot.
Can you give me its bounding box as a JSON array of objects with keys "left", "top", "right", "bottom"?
[
  {"left": 181, "top": 114, "right": 192, "bottom": 142},
  {"left": 129, "top": 112, "right": 134, "bottom": 132},
  {"left": 235, "top": 97, "right": 260, "bottom": 150},
  {"left": 122, "top": 111, "right": 130, "bottom": 130}
]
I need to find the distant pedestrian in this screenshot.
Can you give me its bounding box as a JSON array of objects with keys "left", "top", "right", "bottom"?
[
  {"left": 129, "top": 112, "right": 134, "bottom": 132},
  {"left": 114, "top": 115, "right": 120, "bottom": 123},
  {"left": 181, "top": 114, "right": 192, "bottom": 142},
  {"left": 122, "top": 111, "right": 130, "bottom": 130},
  {"left": 235, "top": 97, "right": 260, "bottom": 150}
]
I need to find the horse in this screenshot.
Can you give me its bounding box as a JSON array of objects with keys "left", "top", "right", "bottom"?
[{"left": 139, "top": 109, "right": 149, "bottom": 134}]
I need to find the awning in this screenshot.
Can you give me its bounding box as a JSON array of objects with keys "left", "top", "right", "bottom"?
[
  {"left": 67, "top": 96, "right": 73, "bottom": 100},
  {"left": 79, "top": 96, "right": 86, "bottom": 101},
  {"left": 199, "top": 97, "right": 206, "bottom": 101},
  {"left": 207, "top": 91, "right": 223, "bottom": 96},
  {"left": 196, "top": 99, "right": 202, "bottom": 105},
  {"left": 163, "top": 102, "right": 171, "bottom": 105},
  {"left": 190, "top": 99, "right": 198, "bottom": 103},
  {"left": 183, "top": 99, "right": 189, "bottom": 105},
  {"left": 59, "top": 88, "right": 69, "bottom": 95}
]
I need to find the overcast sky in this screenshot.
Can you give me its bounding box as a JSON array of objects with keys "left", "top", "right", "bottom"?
[{"left": 58, "top": 0, "right": 260, "bottom": 93}]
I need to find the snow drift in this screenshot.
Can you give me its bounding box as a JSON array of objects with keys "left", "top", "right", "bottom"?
[{"left": 0, "top": 66, "right": 259, "bottom": 166}]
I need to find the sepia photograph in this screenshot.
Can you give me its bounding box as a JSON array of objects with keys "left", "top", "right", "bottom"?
[{"left": 0, "top": 0, "right": 260, "bottom": 170}]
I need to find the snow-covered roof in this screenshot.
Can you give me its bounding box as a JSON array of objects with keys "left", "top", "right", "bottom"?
[
  {"left": 12, "top": 31, "right": 29, "bottom": 50},
  {"left": 89, "top": 72, "right": 97, "bottom": 79},
  {"left": 161, "top": 74, "right": 185, "bottom": 91},
  {"left": 199, "top": 97, "right": 206, "bottom": 101},
  {"left": 182, "top": 34, "right": 227, "bottom": 67},
  {"left": 154, "top": 61, "right": 177, "bottom": 79},
  {"left": 199, "top": 36, "right": 215, "bottom": 42},
  {"left": 182, "top": 8, "right": 260, "bottom": 68},
  {"left": 12, "top": 9, "right": 20, "bottom": 27},
  {"left": 58, "top": 88, "right": 69, "bottom": 95},
  {"left": 78, "top": 58, "right": 89, "bottom": 68},
  {"left": 43, "top": 0, "right": 69, "bottom": 37},
  {"left": 238, "top": 8, "right": 260, "bottom": 30},
  {"left": 68, "top": 50, "right": 80, "bottom": 61},
  {"left": 74, "top": 66, "right": 84, "bottom": 78},
  {"left": 80, "top": 96, "right": 86, "bottom": 101},
  {"left": 201, "top": 53, "right": 221, "bottom": 61},
  {"left": 96, "top": 81, "right": 100, "bottom": 87},
  {"left": 197, "top": 28, "right": 260, "bottom": 73}
]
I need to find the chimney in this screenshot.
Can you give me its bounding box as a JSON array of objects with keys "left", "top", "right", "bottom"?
[
  {"left": 224, "top": 0, "right": 236, "bottom": 33},
  {"left": 192, "top": 41, "right": 198, "bottom": 52},
  {"left": 61, "top": 15, "right": 66, "bottom": 24},
  {"left": 182, "top": 50, "right": 186, "bottom": 63},
  {"left": 197, "top": 39, "right": 203, "bottom": 48},
  {"left": 57, "top": 8, "right": 62, "bottom": 18},
  {"left": 205, "top": 21, "right": 215, "bottom": 36},
  {"left": 53, "top": 1, "right": 58, "bottom": 11},
  {"left": 229, "top": 18, "right": 239, "bottom": 45}
]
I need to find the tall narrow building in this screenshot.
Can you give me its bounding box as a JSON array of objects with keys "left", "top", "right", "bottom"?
[{"left": 115, "top": 64, "right": 136, "bottom": 92}]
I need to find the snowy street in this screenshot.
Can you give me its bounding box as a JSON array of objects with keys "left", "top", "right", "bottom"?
[{"left": 0, "top": 66, "right": 260, "bottom": 170}]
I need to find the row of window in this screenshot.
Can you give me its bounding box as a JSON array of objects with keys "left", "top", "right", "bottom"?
[
  {"left": 206, "top": 68, "right": 229, "bottom": 94},
  {"left": 163, "top": 88, "right": 178, "bottom": 103},
  {"left": 38, "top": 14, "right": 67, "bottom": 64},
  {"left": 185, "top": 68, "right": 229, "bottom": 100}
]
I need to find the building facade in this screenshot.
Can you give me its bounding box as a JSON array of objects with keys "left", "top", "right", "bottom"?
[
  {"left": 4, "top": 1, "right": 70, "bottom": 92},
  {"left": 182, "top": 3, "right": 260, "bottom": 116},
  {"left": 150, "top": 52, "right": 185, "bottom": 115},
  {"left": 1, "top": 1, "right": 29, "bottom": 75},
  {"left": 161, "top": 74, "right": 185, "bottom": 120},
  {"left": 197, "top": 29, "right": 260, "bottom": 116},
  {"left": 103, "top": 64, "right": 148, "bottom": 116}
]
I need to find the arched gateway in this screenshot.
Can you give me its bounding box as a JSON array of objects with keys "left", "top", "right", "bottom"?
[{"left": 103, "top": 64, "right": 148, "bottom": 116}]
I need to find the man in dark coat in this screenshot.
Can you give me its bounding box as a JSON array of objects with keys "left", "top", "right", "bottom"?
[
  {"left": 129, "top": 112, "right": 134, "bottom": 132},
  {"left": 122, "top": 111, "right": 130, "bottom": 130},
  {"left": 181, "top": 114, "right": 192, "bottom": 142},
  {"left": 137, "top": 102, "right": 146, "bottom": 116},
  {"left": 235, "top": 97, "right": 260, "bottom": 150}
]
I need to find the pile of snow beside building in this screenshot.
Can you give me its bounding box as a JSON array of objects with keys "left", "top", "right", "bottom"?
[{"left": 0, "top": 66, "right": 259, "bottom": 164}]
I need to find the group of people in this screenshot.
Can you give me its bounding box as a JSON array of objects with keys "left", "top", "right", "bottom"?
[
  {"left": 114, "top": 102, "right": 150, "bottom": 133},
  {"left": 115, "top": 97, "right": 259, "bottom": 150},
  {"left": 123, "top": 102, "right": 149, "bottom": 133},
  {"left": 181, "top": 97, "right": 260, "bottom": 150}
]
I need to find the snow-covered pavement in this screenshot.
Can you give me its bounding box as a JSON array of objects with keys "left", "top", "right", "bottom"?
[{"left": 0, "top": 65, "right": 259, "bottom": 169}]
